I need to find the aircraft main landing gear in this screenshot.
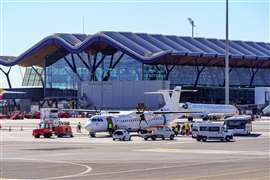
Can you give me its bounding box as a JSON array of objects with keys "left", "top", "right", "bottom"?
[{"left": 89, "top": 132, "right": 96, "bottom": 137}]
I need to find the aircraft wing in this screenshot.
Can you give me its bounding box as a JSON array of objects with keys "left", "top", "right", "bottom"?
[
  {"left": 62, "top": 109, "right": 99, "bottom": 113},
  {"left": 61, "top": 109, "right": 121, "bottom": 114},
  {"left": 152, "top": 111, "right": 203, "bottom": 114}
]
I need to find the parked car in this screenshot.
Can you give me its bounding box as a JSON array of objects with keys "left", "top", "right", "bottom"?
[
  {"left": 139, "top": 125, "right": 175, "bottom": 141},
  {"left": 196, "top": 122, "right": 233, "bottom": 142},
  {"left": 112, "top": 129, "right": 131, "bottom": 141}
]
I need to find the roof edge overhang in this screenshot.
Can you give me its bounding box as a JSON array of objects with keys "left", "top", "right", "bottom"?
[{"left": 0, "top": 31, "right": 269, "bottom": 68}]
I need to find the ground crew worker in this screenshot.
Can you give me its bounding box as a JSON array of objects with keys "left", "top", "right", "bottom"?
[
  {"left": 185, "top": 123, "right": 191, "bottom": 136},
  {"left": 108, "top": 122, "right": 113, "bottom": 135},
  {"left": 174, "top": 125, "right": 179, "bottom": 136},
  {"left": 176, "top": 124, "right": 181, "bottom": 134},
  {"left": 181, "top": 123, "right": 185, "bottom": 135},
  {"left": 77, "top": 122, "right": 81, "bottom": 133}
]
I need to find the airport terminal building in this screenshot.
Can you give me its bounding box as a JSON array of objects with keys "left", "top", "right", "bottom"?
[{"left": 1, "top": 31, "right": 270, "bottom": 110}]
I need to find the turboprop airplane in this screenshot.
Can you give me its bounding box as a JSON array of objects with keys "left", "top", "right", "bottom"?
[{"left": 84, "top": 86, "right": 196, "bottom": 137}]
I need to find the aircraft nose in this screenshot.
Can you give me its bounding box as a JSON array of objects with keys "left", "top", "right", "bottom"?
[{"left": 84, "top": 120, "right": 93, "bottom": 131}]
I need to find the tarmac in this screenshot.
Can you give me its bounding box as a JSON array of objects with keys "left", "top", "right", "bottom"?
[{"left": 0, "top": 118, "right": 269, "bottom": 180}]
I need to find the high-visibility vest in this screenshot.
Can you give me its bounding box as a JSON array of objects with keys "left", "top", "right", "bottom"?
[{"left": 108, "top": 123, "right": 113, "bottom": 129}]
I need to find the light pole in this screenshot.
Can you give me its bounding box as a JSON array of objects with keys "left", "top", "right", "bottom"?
[
  {"left": 82, "top": 16, "right": 85, "bottom": 34},
  {"left": 225, "top": 0, "right": 230, "bottom": 104},
  {"left": 188, "top": 17, "right": 196, "bottom": 37}
]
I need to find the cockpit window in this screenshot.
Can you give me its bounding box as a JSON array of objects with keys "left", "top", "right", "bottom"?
[
  {"left": 92, "top": 118, "right": 103, "bottom": 122},
  {"left": 91, "top": 119, "right": 97, "bottom": 122}
]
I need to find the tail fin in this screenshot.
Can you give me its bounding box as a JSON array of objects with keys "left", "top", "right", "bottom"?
[{"left": 145, "top": 86, "right": 182, "bottom": 111}]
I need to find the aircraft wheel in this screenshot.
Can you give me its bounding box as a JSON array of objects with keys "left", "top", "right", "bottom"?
[
  {"left": 151, "top": 136, "right": 156, "bottom": 141},
  {"left": 90, "top": 132, "right": 96, "bottom": 137},
  {"left": 202, "top": 137, "right": 207, "bottom": 142},
  {"left": 170, "top": 135, "right": 175, "bottom": 140}
]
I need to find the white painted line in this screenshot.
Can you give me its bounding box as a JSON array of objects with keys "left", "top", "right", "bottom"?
[
  {"left": 79, "top": 157, "right": 260, "bottom": 177},
  {"left": 134, "top": 148, "right": 269, "bottom": 156},
  {"left": 1, "top": 158, "right": 92, "bottom": 180}
]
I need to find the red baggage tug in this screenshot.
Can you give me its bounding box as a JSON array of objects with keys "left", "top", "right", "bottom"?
[{"left": 32, "top": 108, "right": 73, "bottom": 138}]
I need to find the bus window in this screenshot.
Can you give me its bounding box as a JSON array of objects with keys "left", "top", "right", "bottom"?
[
  {"left": 226, "top": 120, "right": 246, "bottom": 129},
  {"left": 199, "top": 126, "right": 208, "bottom": 131},
  {"left": 208, "top": 127, "right": 220, "bottom": 132}
]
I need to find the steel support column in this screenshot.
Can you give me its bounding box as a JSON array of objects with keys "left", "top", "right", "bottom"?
[
  {"left": 31, "top": 66, "right": 44, "bottom": 87},
  {"left": 64, "top": 55, "right": 82, "bottom": 81},
  {"left": 193, "top": 59, "right": 213, "bottom": 88},
  {"left": 103, "top": 52, "right": 124, "bottom": 81},
  {"left": 76, "top": 53, "right": 92, "bottom": 73},
  {"left": 193, "top": 66, "right": 206, "bottom": 88},
  {"left": 249, "top": 62, "right": 264, "bottom": 87},
  {"left": 164, "top": 64, "right": 175, "bottom": 80},
  {"left": 0, "top": 66, "right": 12, "bottom": 88}
]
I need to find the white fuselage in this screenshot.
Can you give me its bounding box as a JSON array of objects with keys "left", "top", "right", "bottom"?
[
  {"left": 84, "top": 111, "right": 176, "bottom": 133},
  {"left": 180, "top": 103, "right": 238, "bottom": 117}
]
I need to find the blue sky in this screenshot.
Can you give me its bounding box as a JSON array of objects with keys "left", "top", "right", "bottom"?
[{"left": 0, "top": 0, "right": 269, "bottom": 87}]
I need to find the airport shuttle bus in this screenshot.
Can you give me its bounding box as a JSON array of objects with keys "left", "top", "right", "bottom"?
[{"left": 224, "top": 115, "right": 252, "bottom": 135}]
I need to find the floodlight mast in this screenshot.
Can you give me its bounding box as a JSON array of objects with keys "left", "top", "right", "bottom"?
[
  {"left": 188, "top": 17, "right": 195, "bottom": 37},
  {"left": 225, "top": 0, "right": 230, "bottom": 104}
]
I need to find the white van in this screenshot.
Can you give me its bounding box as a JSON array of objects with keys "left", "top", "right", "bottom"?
[
  {"left": 224, "top": 115, "right": 252, "bottom": 135},
  {"left": 191, "top": 122, "right": 201, "bottom": 138},
  {"left": 196, "top": 122, "right": 233, "bottom": 142}
]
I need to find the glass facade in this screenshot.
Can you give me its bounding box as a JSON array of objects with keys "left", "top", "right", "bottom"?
[
  {"left": 169, "top": 66, "right": 270, "bottom": 87},
  {"left": 22, "top": 67, "right": 43, "bottom": 87},
  {"left": 44, "top": 52, "right": 144, "bottom": 90},
  {"left": 22, "top": 52, "right": 270, "bottom": 90},
  {"left": 23, "top": 51, "right": 270, "bottom": 90},
  {"left": 21, "top": 51, "right": 270, "bottom": 104}
]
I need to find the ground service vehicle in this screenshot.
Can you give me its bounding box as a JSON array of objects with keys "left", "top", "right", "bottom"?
[
  {"left": 112, "top": 129, "right": 131, "bottom": 141},
  {"left": 191, "top": 122, "right": 201, "bottom": 138},
  {"left": 196, "top": 122, "right": 233, "bottom": 142},
  {"left": 139, "top": 125, "right": 175, "bottom": 140},
  {"left": 224, "top": 115, "right": 252, "bottom": 135},
  {"left": 32, "top": 108, "right": 73, "bottom": 138}
]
